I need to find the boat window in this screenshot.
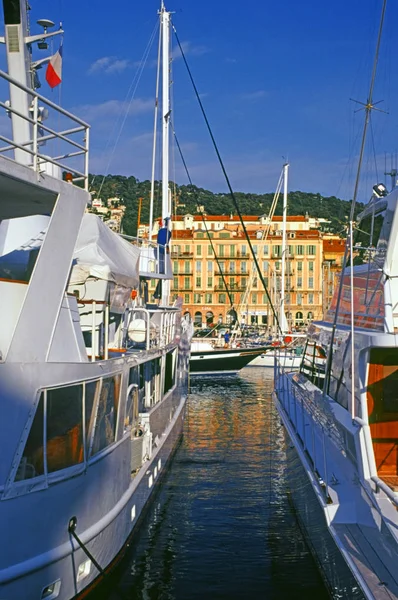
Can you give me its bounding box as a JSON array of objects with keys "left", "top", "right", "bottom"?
[
  {"left": 367, "top": 349, "right": 398, "bottom": 482},
  {"left": 85, "top": 381, "right": 98, "bottom": 454},
  {"left": 46, "top": 385, "right": 84, "bottom": 473},
  {"left": 15, "top": 393, "right": 45, "bottom": 481},
  {"left": 91, "top": 375, "right": 121, "bottom": 455},
  {"left": 164, "top": 350, "right": 176, "bottom": 394},
  {"left": 125, "top": 367, "right": 139, "bottom": 429}
]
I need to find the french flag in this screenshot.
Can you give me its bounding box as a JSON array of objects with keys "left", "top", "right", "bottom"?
[{"left": 46, "top": 44, "right": 63, "bottom": 88}]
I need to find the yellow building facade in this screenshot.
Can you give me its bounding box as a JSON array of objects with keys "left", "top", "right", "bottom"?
[{"left": 165, "top": 214, "right": 327, "bottom": 331}]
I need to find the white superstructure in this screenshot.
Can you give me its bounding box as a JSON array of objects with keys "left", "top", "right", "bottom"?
[{"left": 0, "top": 2, "right": 191, "bottom": 599}]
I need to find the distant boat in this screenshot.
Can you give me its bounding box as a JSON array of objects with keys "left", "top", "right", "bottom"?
[
  {"left": 190, "top": 338, "right": 271, "bottom": 376},
  {"left": 0, "top": 2, "right": 191, "bottom": 599}
]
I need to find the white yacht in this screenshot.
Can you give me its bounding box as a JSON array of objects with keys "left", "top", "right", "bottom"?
[
  {"left": 0, "top": 2, "right": 191, "bottom": 599},
  {"left": 273, "top": 2, "right": 398, "bottom": 597}
]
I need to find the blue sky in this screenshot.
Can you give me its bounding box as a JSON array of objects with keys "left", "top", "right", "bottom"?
[{"left": 3, "top": 0, "right": 398, "bottom": 201}]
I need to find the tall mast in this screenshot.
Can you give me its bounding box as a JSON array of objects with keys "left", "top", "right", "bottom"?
[
  {"left": 161, "top": 2, "right": 171, "bottom": 221},
  {"left": 280, "top": 162, "right": 289, "bottom": 334},
  {"left": 160, "top": 1, "right": 171, "bottom": 305}
]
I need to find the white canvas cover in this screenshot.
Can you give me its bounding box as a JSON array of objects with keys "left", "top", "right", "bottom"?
[
  {"left": 69, "top": 214, "right": 140, "bottom": 289},
  {"left": 0, "top": 213, "right": 140, "bottom": 289}
]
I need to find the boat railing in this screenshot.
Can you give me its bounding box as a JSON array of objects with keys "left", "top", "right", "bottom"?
[
  {"left": 80, "top": 301, "right": 178, "bottom": 360},
  {"left": 120, "top": 234, "right": 172, "bottom": 278},
  {"left": 0, "top": 69, "right": 90, "bottom": 189}
]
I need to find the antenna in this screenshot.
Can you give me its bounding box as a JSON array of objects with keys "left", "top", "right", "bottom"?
[{"left": 36, "top": 19, "right": 55, "bottom": 49}]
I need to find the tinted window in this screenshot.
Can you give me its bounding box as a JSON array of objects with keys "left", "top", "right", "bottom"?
[
  {"left": 47, "top": 385, "right": 84, "bottom": 473},
  {"left": 91, "top": 376, "right": 121, "bottom": 455},
  {"left": 15, "top": 393, "right": 44, "bottom": 481}
]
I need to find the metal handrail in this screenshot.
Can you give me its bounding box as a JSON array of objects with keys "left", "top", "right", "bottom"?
[{"left": 0, "top": 69, "right": 90, "bottom": 189}]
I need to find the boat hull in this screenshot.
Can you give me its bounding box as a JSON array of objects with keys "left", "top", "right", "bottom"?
[
  {"left": 189, "top": 346, "right": 269, "bottom": 376},
  {"left": 0, "top": 388, "right": 187, "bottom": 600},
  {"left": 281, "top": 431, "right": 365, "bottom": 599}
]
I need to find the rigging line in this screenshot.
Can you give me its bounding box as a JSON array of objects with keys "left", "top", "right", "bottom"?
[
  {"left": 172, "top": 25, "right": 281, "bottom": 335},
  {"left": 369, "top": 117, "right": 379, "bottom": 182},
  {"left": 171, "top": 124, "right": 237, "bottom": 313},
  {"left": 324, "top": 0, "right": 387, "bottom": 396},
  {"left": 94, "top": 19, "right": 159, "bottom": 197}
]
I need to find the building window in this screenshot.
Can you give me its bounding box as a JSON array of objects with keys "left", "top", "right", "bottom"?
[
  {"left": 297, "top": 261, "right": 302, "bottom": 271},
  {"left": 241, "top": 245, "right": 247, "bottom": 257},
  {"left": 307, "top": 311, "right": 314, "bottom": 321},
  {"left": 184, "top": 293, "right": 190, "bottom": 304},
  {"left": 241, "top": 278, "right": 247, "bottom": 289},
  {"left": 253, "top": 245, "right": 258, "bottom": 255},
  {"left": 219, "top": 293, "right": 226, "bottom": 303},
  {"left": 207, "top": 277, "right": 213, "bottom": 287},
  {"left": 263, "top": 245, "right": 269, "bottom": 256},
  {"left": 230, "top": 277, "right": 236, "bottom": 289},
  {"left": 297, "top": 293, "right": 302, "bottom": 305},
  {"left": 184, "top": 245, "right": 190, "bottom": 254},
  {"left": 285, "top": 293, "right": 290, "bottom": 305},
  {"left": 173, "top": 261, "right": 178, "bottom": 274},
  {"left": 207, "top": 261, "right": 213, "bottom": 272},
  {"left": 205, "top": 293, "right": 212, "bottom": 303},
  {"left": 273, "top": 245, "right": 281, "bottom": 257},
  {"left": 307, "top": 245, "right": 316, "bottom": 255},
  {"left": 172, "top": 245, "right": 180, "bottom": 255},
  {"left": 173, "top": 277, "right": 178, "bottom": 290},
  {"left": 184, "top": 277, "right": 190, "bottom": 290},
  {"left": 218, "top": 245, "right": 225, "bottom": 257},
  {"left": 196, "top": 276, "right": 201, "bottom": 287},
  {"left": 230, "top": 245, "right": 236, "bottom": 257},
  {"left": 229, "top": 261, "right": 235, "bottom": 273},
  {"left": 219, "top": 261, "right": 225, "bottom": 272},
  {"left": 297, "top": 276, "right": 303, "bottom": 288},
  {"left": 288, "top": 245, "right": 294, "bottom": 257},
  {"left": 253, "top": 277, "right": 258, "bottom": 288},
  {"left": 241, "top": 262, "right": 247, "bottom": 273},
  {"left": 263, "top": 260, "right": 269, "bottom": 272},
  {"left": 252, "top": 293, "right": 257, "bottom": 304},
  {"left": 263, "top": 294, "right": 268, "bottom": 304},
  {"left": 194, "top": 293, "right": 201, "bottom": 303},
  {"left": 196, "top": 261, "right": 201, "bottom": 272},
  {"left": 308, "top": 293, "right": 314, "bottom": 304},
  {"left": 295, "top": 311, "right": 304, "bottom": 323},
  {"left": 208, "top": 245, "right": 214, "bottom": 255},
  {"left": 196, "top": 245, "right": 202, "bottom": 256},
  {"left": 309, "top": 261, "right": 314, "bottom": 272},
  {"left": 264, "top": 277, "right": 269, "bottom": 288},
  {"left": 308, "top": 277, "right": 314, "bottom": 289},
  {"left": 296, "top": 245, "right": 304, "bottom": 255},
  {"left": 184, "top": 261, "right": 190, "bottom": 274}
]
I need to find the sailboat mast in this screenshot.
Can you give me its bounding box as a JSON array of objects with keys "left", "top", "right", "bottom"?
[
  {"left": 161, "top": 2, "right": 171, "bottom": 221},
  {"left": 280, "top": 162, "right": 289, "bottom": 335},
  {"left": 160, "top": 2, "right": 171, "bottom": 305}
]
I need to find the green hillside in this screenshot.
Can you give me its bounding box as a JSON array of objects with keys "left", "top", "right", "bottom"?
[{"left": 89, "top": 174, "right": 363, "bottom": 238}]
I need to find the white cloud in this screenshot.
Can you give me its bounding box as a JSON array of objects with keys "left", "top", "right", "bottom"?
[
  {"left": 173, "top": 40, "right": 210, "bottom": 60},
  {"left": 88, "top": 56, "right": 131, "bottom": 75},
  {"left": 240, "top": 90, "right": 268, "bottom": 101},
  {"left": 74, "top": 98, "right": 154, "bottom": 121}
]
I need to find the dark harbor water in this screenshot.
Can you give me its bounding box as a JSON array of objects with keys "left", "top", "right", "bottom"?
[{"left": 104, "top": 368, "right": 329, "bottom": 600}]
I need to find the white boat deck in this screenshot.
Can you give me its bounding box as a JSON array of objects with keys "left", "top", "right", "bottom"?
[{"left": 334, "top": 523, "right": 398, "bottom": 600}]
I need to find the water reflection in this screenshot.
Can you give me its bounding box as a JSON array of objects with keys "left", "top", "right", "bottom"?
[{"left": 105, "top": 369, "right": 328, "bottom": 600}]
